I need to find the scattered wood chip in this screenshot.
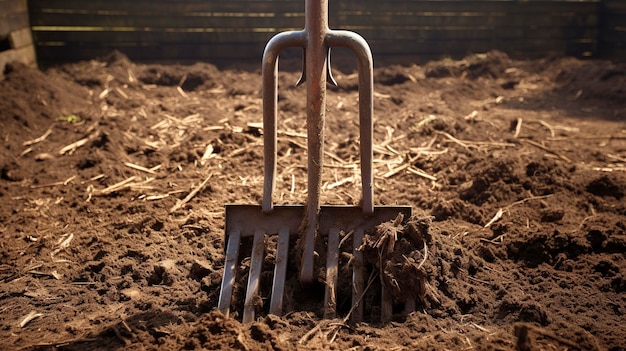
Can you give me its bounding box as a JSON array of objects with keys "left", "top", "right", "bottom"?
[
  {"left": 34, "top": 153, "right": 55, "bottom": 161},
  {"left": 484, "top": 194, "right": 554, "bottom": 229},
  {"left": 523, "top": 139, "right": 571, "bottom": 163},
  {"left": 30, "top": 175, "right": 76, "bottom": 189},
  {"left": 437, "top": 131, "right": 470, "bottom": 150},
  {"left": 124, "top": 162, "right": 157, "bottom": 174},
  {"left": 115, "top": 87, "right": 128, "bottom": 99},
  {"left": 51, "top": 233, "right": 74, "bottom": 257},
  {"left": 176, "top": 86, "right": 188, "bottom": 98},
  {"left": 514, "top": 118, "right": 522, "bottom": 138},
  {"left": 23, "top": 127, "right": 53, "bottom": 146},
  {"left": 325, "top": 176, "right": 355, "bottom": 190},
  {"left": 127, "top": 68, "right": 136, "bottom": 83},
  {"left": 538, "top": 120, "right": 556, "bottom": 138},
  {"left": 484, "top": 208, "right": 504, "bottom": 228},
  {"left": 407, "top": 167, "right": 437, "bottom": 181},
  {"left": 279, "top": 130, "right": 307, "bottom": 138},
  {"left": 204, "top": 125, "right": 226, "bottom": 132},
  {"left": 383, "top": 154, "right": 420, "bottom": 178},
  {"left": 464, "top": 110, "right": 479, "bottom": 121},
  {"left": 374, "top": 92, "right": 391, "bottom": 99},
  {"left": 593, "top": 166, "right": 626, "bottom": 172},
  {"left": 19, "top": 147, "right": 33, "bottom": 157},
  {"left": 145, "top": 194, "right": 170, "bottom": 201},
  {"left": 200, "top": 144, "right": 215, "bottom": 165},
  {"left": 99, "top": 176, "right": 137, "bottom": 194},
  {"left": 607, "top": 154, "right": 626, "bottom": 163},
  {"left": 19, "top": 311, "right": 43, "bottom": 328},
  {"left": 169, "top": 173, "right": 213, "bottom": 213},
  {"left": 59, "top": 132, "right": 99, "bottom": 155},
  {"left": 98, "top": 88, "right": 110, "bottom": 99},
  {"left": 90, "top": 174, "right": 106, "bottom": 181}
]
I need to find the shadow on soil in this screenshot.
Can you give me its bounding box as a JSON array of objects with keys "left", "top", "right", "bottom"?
[{"left": 26, "top": 310, "right": 180, "bottom": 351}]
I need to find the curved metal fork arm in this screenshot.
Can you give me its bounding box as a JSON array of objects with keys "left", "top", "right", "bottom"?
[
  {"left": 262, "top": 30, "right": 306, "bottom": 214},
  {"left": 326, "top": 30, "right": 374, "bottom": 215}
]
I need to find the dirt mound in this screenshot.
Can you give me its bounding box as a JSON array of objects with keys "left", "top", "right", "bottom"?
[
  {"left": 424, "top": 51, "right": 513, "bottom": 80},
  {"left": 0, "top": 61, "right": 95, "bottom": 134},
  {"left": 550, "top": 58, "right": 626, "bottom": 103}
]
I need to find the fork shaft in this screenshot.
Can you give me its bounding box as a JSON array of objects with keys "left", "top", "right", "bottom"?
[{"left": 301, "top": 0, "right": 330, "bottom": 284}]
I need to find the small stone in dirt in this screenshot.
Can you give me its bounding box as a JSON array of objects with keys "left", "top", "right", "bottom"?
[
  {"left": 34, "top": 153, "right": 55, "bottom": 161},
  {"left": 121, "top": 288, "right": 142, "bottom": 300}
]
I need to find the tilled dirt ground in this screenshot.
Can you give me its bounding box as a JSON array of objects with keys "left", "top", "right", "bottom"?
[{"left": 0, "top": 50, "right": 625, "bottom": 350}]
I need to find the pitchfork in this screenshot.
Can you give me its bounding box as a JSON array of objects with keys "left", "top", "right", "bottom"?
[{"left": 218, "top": 0, "right": 412, "bottom": 323}]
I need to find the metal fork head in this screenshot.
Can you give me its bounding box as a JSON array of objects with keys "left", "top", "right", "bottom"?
[{"left": 218, "top": 205, "right": 412, "bottom": 323}]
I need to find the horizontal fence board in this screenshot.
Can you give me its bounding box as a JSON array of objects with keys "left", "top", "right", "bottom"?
[
  {"left": 30, "top": 13, "right": 305, "bottom": 29},
  {"left": 29, "top": 0, "right": 304, "bottom": 13},
  {"left": 604, "top": 15, "right": 626, "bottom": 29},
  {"left": 360, "top": 40, "right": 580, "bottom": 56},
  {"left": 335, "top": 1, "right": 600, "bottom": 14},
  {"left": 601, "top": 27, "right": 626, "bottom": 43},
  {"left": 368, "top": 38, "right": 597, "bottom": 56},
  {"left": 32, "top": 27, "right": 598, "bottom": 46},
  {"left": 33, "top": 43, "right": 269, "bottom": 61},
  {"left": 347, "top": 27, "right": 598, "bottom": 41},
  {"left": 26, "top": 1, "right": 601, "bottom": 17},
  {"left": 31, "top": 20, "right": 599, "bottom": 41},
  {"left": 30, "top": 12, "right": 598, "bottom": 31},
  {"left": 32, "top": 31, "right": 280, "bottom": 44},
  {"left": 603, "top": 0, "right": 626, "bottom": 12},
  {"left": 336, "top": 13, "right": 598, "bottom": 28}
]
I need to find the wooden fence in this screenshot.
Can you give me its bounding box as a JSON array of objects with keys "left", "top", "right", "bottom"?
[
  {"left": 601, "top": 0, "right": 626, "bottom": 58},
  {"left": 25, "top": 0, "right": 626, "bottom": 65},
  {"left": 0, "top": 0, "right": 36, "bottom": 75}
]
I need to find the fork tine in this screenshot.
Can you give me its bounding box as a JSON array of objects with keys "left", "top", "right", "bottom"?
[
  {"left": 351, "top": 228, "right": 365, "bottom": 322},
  {"left": 243, "top": 229, "right": 265, "bottom": 323},
  {"left": 324, "top": 227, "right": 340, "bottom": 318},
  {"left": 404, "top": 298, "right": 416, "bottom": 316},
  {"left": 269, "top": 227, "right": 290, "bottom": 316},
  {"left": 218, "top": 229, "right": 241, "bottom": 317},
  {"left": 381, "top": 284, "right": 393, "bottom": 322}
]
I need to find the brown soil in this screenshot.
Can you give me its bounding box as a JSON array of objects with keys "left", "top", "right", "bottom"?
[{"left": 1, "top": 50, "right": 625, "bottom": 351}]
